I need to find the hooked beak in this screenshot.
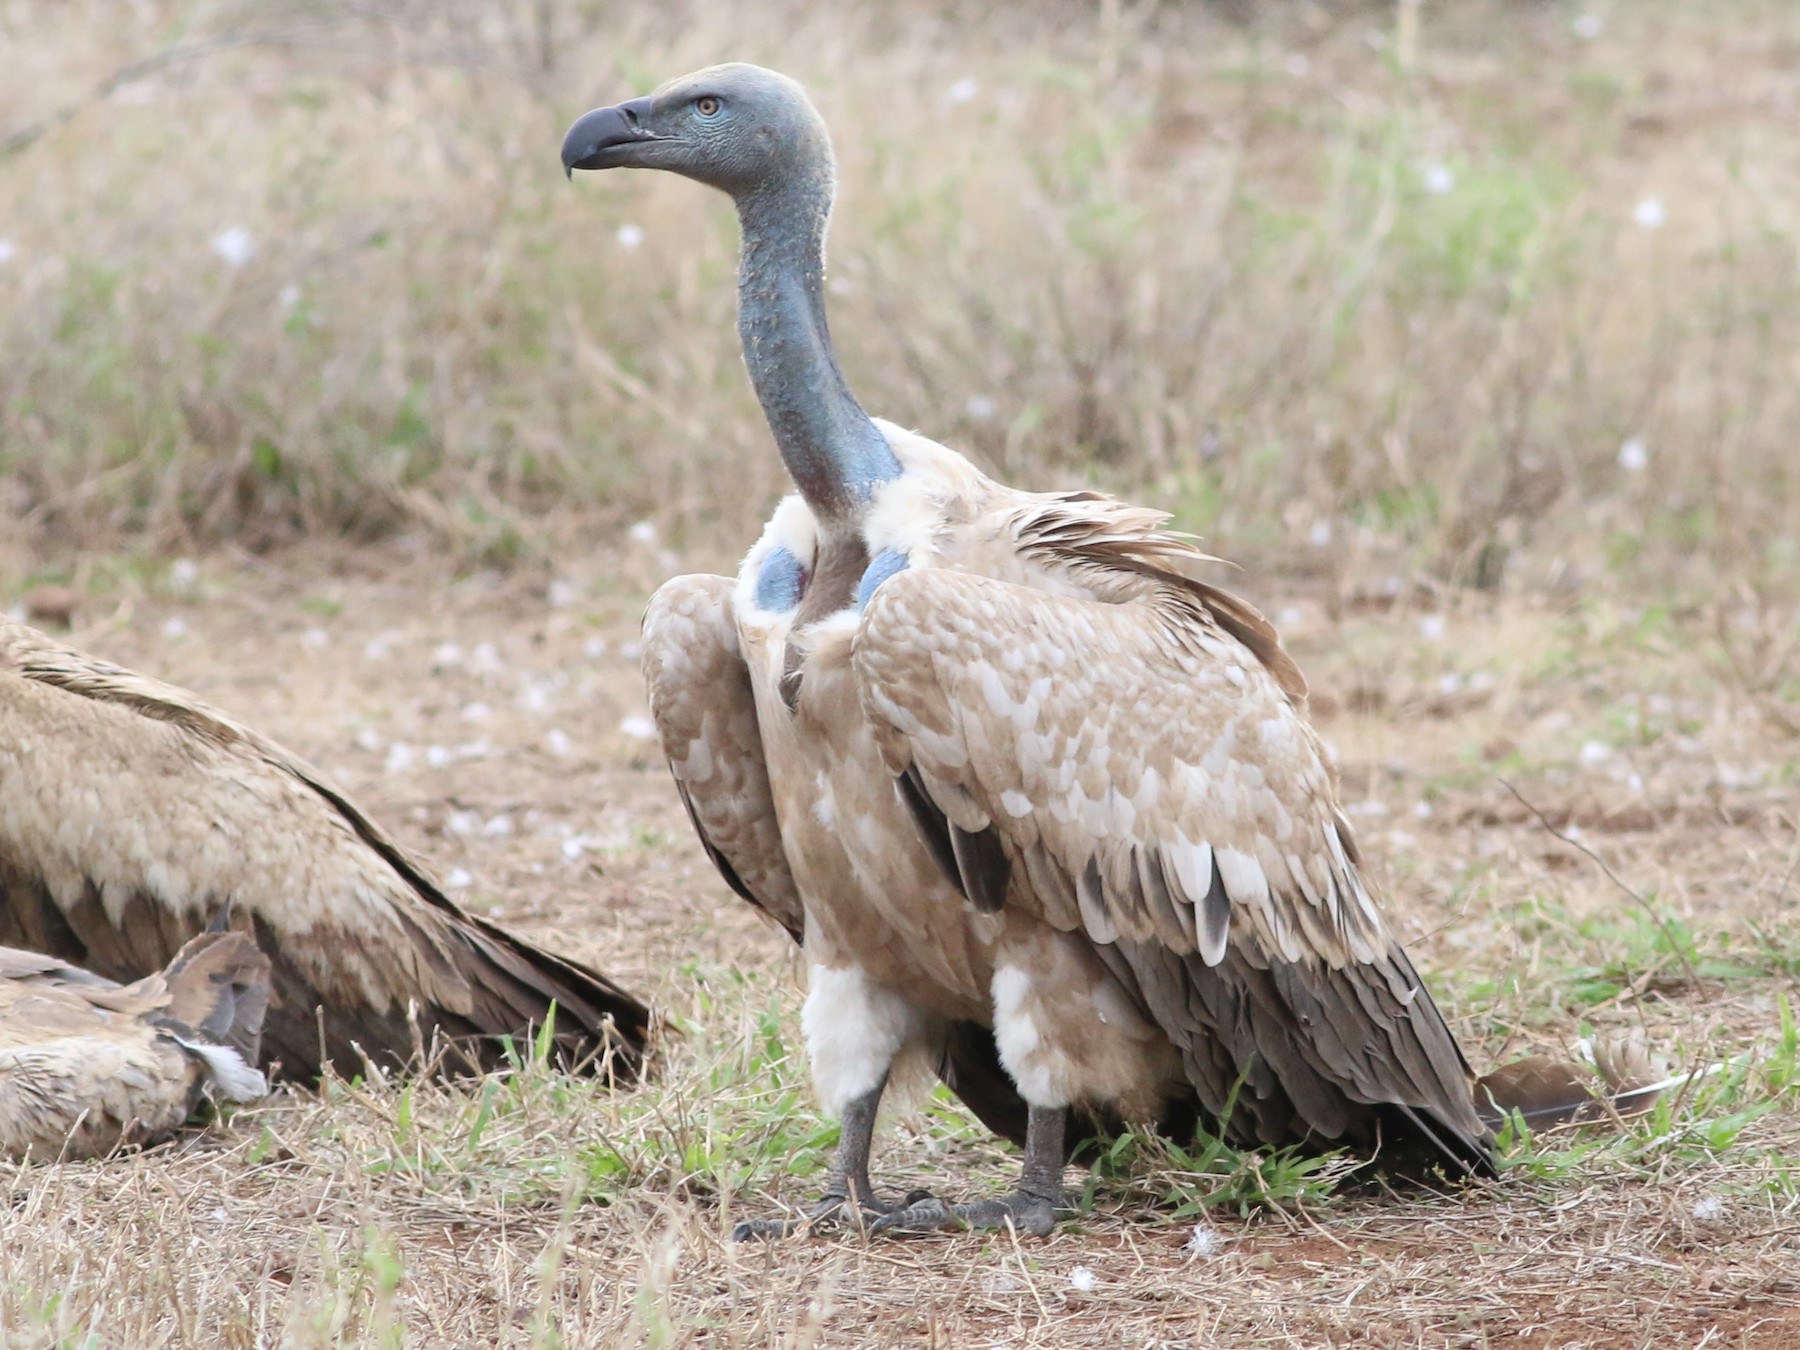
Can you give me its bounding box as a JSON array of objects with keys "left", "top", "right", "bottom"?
[{"left": 561, "top": 97, "right": 661, "bottom": 179}]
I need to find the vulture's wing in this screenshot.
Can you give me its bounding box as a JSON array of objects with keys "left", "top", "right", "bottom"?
[
  {"left": 854, "top": 568, "right": 1493, "bottom": 1176},
  {"left": 0, "top": 621, "right": 650, "bottom": 1082},
  {"left": 641, "top": 575, "right": 806, "bottom": 940},
  {"left": 0, "top": 931, "right": 269, "bottom": 1160},
  {"left": 640, "top": 575, "right": 1054, "bottom": 1151}
]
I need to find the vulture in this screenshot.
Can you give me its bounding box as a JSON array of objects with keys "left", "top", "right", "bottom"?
[
  {"left": 0, "top": 619, "right": 651, "bottom": 1082},
  {"left": 0, "top": 928, "right": 270, "bottom": 1161},
  {"left": 564, "top": 65, "right": 1554, "bottom": 1239}
]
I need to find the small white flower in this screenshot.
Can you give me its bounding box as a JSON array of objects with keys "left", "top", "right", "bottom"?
[
  {"left": 482, "top": 814, "right": 513, "bottom": 837},
  {"left": 445, "top": 868, "right": 473, "bottom": 889},
  {"left": 462, "top": 701, "right": 492, "bottom": 722},
  {"left": 616, "top": 223, "right": 644, "bottom": 249},
  {"left": 425, "top": 744, "right": 451, "bottom": 768},
  {"left": 169, "top": 558, "right": 200, "bottom": 591},
  {"left": 1068, "top": 1265, "right": 1096, "bottom": 1293},
  {"left": 455, "top": 740, "right": 490, "bottom": 761},
  {"left": 620, "top": 639, "right": 643, "bottom": 661},
  {"left": 1422, "top": 164, "right": 1455, "bottom": 195},
  {"left": 278, "top": 283, "right": 301, "bottom": 312},
  {"left": 1184, "top": 1222, "right": 1223, "bottom": 1256},
  {"left": 1414, "top": 799, "right": 1434, "bottom": 820},
  {"left": 628, "top": 520, "right": 658, "bottom": 545},
  {"left": 384, "top": 743, "right": 416, "bottom": 773},
  {"left": 1633, "top": 198, "right": 1666, "bottom": 230},
  {"left": 1419, "top": 613, "right": 1447, "bottom": 642},
  {"left": 619, "top": 715, "right": 656, "bottom": 741},
  {"left": 447, "top": 810, "right": 482, "bottom": 837},
  {"left": 945, "top": 78, "right": 979, "bottom": 105},
  {"left": 1308, "top": 520, "right": 1333, "bottom": 548},
  {"left": 302, "top": 627, "right": 328, "bottom": 649},
  {"left": 432, "top": 641, "right": 464, "bottom": 667},
  {"left": 965, "top": 393, "right": 998, "bottom": 421},
  {"left": 1283, "top": 52, "right": 1311, "bottom": 78},
  {"left": 162, "top": 616, "right": 189, "bottom": 639},
  {"left": 1277, "top": 605, "right": 1304, "bottom": 629},
  {"left": 1578, "top": 739, "right": 1612, "bottom": 768},
  {"left": 211, "top": 226, "right": 254, "bottom": 268},
  {"left": 1573, "top": 13, "right": 1603, "bottom": 39},
  {"left": 1692, "top": 1194, "right": 1724, "bottom": 1221},
  {"left": 548, "top": 579, "right": 579, "bottom": 608},
  {"left": 581, "top": 636, "right": 608, "bottom": 659},
  {"left": 1437, "top": 672, "right": 1464, "bottom": 694},
  {"left": 1627, "top": 772, "right": 1644, "bottom": 791},
  {"left": 561, "top": 836, "right": 590, "bottom": 860},
  {"left": 0, "top": 239, "right": 14, "bottom": 264},
  {"left": 471, "top": 642, "right": 501, "bottom": 673},
  {"left": 518, "top": 682, "right": 555, "bottom": 714},
  {"left": 354, "top": 727, "right": 384, "bottom": 752},
  {"left": 545, "top": 728, "right": 574, "bottom": 757},
  {"left": 1618, "top": 437, "right": 1648, "bottom": 472}
]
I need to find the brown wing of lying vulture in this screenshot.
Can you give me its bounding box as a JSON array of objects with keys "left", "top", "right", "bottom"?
[
  {"left": 0, "top": 929, "right": 270, "bottom": 1161},
  {"left": 0, "top": 621, "right": 651, "bottom": 1082}
]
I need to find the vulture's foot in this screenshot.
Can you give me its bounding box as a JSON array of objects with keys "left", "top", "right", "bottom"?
[
  {"left": 867, "top": 1187, "right": 1063, "bottom": 1238},
  {"left": 731, "top": 1187, "right": 936, "bottom": 1242}
]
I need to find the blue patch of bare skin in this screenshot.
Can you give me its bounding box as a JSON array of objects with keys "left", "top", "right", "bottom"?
[
  {"left": 856, "top": 548, "right": 910, "bottom": 611},
  {"left": 754, "top": 546, "right": 808, "bottom": 612}
]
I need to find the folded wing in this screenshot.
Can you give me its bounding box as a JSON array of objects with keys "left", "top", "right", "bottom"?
[
  {"left": 854, "top": 567, "right": 1492, "bottom": 1175},
  {"left": 0, "top": 622, "right": 651, "bottom": 1082}
]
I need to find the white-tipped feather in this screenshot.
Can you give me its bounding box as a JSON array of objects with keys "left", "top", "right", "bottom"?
[{"left": 173, "top": 1037, "right": 269, "bottom": 1102}]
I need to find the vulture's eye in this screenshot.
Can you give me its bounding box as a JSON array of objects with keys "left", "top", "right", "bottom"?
[{"left": 696, "top": 96, "right": 721, "bottom": 117}]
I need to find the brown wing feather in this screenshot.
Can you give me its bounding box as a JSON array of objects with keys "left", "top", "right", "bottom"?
[
  {"left": 0, "top": 621, "right": 650, "bottom": 1082},
  {"left": 854, "top": 567, "right": 1492, "bottom": 1175},
  {"left": 641, "top": 575, "right": 808, "bottom": 940}
]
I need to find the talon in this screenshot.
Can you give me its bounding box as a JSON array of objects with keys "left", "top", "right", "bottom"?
[
  {"left": 731, "top": 1217, "right": 798, "bottom": 1242},
  {"left": 868, "top": 1191, "right": 1061, "bottom": 1239}
]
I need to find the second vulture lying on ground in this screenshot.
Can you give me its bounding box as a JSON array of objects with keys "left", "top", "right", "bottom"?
[
  {"left": 0, "top": 620, "right": 651, "bottom": 1082},
  {"left": 566, "top": 65, "right": 1623, "bottom": 1238},
  {"left": 0, "top": 928, "right": 270, "bottom": 1161}
]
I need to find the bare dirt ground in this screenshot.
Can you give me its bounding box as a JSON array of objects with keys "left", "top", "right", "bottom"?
[{"left": 3, "top": 542, "right": 1798, "bottom": 1347}]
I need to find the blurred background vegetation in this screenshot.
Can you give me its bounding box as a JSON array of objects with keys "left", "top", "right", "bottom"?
[{"left": 3, "top": 0, "right": 1797, "bottom": 602}]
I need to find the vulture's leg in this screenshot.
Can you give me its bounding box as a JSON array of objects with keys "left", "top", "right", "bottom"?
[
  {"left": 869, "top": 1104, "right": 1068, "bottom": 1238},
  {"left": 730, "top": 1075, "right": 932, "bottom": 1240}
]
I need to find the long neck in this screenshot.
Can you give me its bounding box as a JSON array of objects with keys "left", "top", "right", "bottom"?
[{"left": 735, "top": 176, "right": 900, "bottom": 525}]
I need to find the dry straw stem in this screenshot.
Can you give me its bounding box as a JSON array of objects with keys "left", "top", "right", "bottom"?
[{"left": 1, "top": 0, "right": 1798, "bottom": 604}]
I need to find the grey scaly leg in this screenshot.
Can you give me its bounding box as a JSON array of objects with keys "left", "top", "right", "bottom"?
[
  {"left": 869, "top": 1104, "right": 1068, "bottom": 1238},
  {"left": 731, "top": 1076, "right": 931, "bottom": 1240}
]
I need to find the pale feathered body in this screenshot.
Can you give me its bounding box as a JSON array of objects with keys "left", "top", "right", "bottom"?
[
  {"left": 0, "top": 621, "right": 651, "bottom": 1081},
  {"left": 0, "top": 931, "right": 269, "bottom": 1161},
  {"left": 648, "top": 422, "right": 1487, "bottom": 1167}
]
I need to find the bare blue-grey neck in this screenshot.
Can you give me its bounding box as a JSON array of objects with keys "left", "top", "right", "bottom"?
[{"left": 734, "top": 171, "right": 900, "bottom": 525}]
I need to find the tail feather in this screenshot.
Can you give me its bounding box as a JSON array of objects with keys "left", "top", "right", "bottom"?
[{"left": 1475, "top": 1035, "right": 1720, "bottom": 1130}]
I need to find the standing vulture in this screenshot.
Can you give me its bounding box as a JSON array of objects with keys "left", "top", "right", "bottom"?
[
  {"left": 0, "top": 620, "right": 651, "bottom": 1082},
  {"left": 0, "top": 928, "right": 270, "bottom": 1161},
  {"left": 564, "top": 65, "right": 1507, "bottom": 1239}
]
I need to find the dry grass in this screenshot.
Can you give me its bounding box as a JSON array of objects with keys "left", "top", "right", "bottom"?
[
  {"left": 1, "top": 548, "right": 1796, "bottom": 1347},
  {"left": 4, "top": 0, "right": 1800, "bottom": 600},
  {"left": 4, "top": 0, "right": 1800, "bottom": 1345}
]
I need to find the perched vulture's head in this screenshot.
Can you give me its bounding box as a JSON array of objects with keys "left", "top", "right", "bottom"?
[{"left": 561, "top": 63, "right": 833, "bottom": 199}]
